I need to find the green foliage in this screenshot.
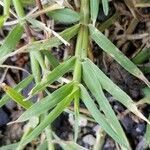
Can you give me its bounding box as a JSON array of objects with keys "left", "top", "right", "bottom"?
[
  {"left": 0, "top": 15, "right": 6, "bottom": 28},
  {"left": 84, "top": 59, "right": 149, "bottom": 123},
  {"left": 102, "top": 0, "right": 109, "bottom": 15},
  {"left": 0, "top": 143, "right": 19, "bottom": 150},
  {"left": 82, "top": 59, "right": 130, "bottom": 148},
  {"left": 0, "top": 0, "right": 11, "bottom": 28},
  {"left": 80, "top": 85, "right": 128, "bottom": 149},
  {"left": 42, "top": 50, "right": 59, "bottom": 68},
  {"left": 89, "top": 24, "right": 150, "bottom": 86},
  {"left": 27, "top": 24, "right": 80, "bottom": 51},
  {"left": 0, "top": 0, "right": 149, "bottom": 149},
  {"left": 21, "top": 0, "right": 35, "bottom": 5},
  {"left": 30, "top": 56, "right": 76, "bottom": 95},
  {"left": 0, "top": 24, "right": 24, "bottom": 64},
  {"left": 19, "top": 85, "right": 79, "bottom": 146},
  {"left": 47, "top": 8, "right": 80, "bottom": 24},
  {"left": 16, "top": 82, "right": 75, "bottom": 122},
  {"left": 144, "top": 116, "right": 150, "bottom": 149},
  {"left": 2, "top": 83, "right": 32, "bottom": 109},
  {"left": 90, "top": 0, "right": 99, "bottom": 25},
  {"left": 142, "top": 88, "right": 150, "bottom": 149},
  {"left": 36, "top": 141, "right": 47, "bottom": 150},
  {"left": 0, "top": 75, "right": 33, "bottom": 107}
]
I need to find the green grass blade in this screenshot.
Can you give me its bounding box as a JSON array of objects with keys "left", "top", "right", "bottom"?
[
  {"left": 16, "top": 117, "right": 39, "bottom": 150},
  {"left": 0, "top": 24, "right": 24, "bottom": 64},
  {"left": 47, "top": 8, "right": 80, "bottom": 24},
  {"left": 141, "top": 88, "right": 150, "bottom": 148},
  {"left": 26, "top": 17, "right": 69, "bottom": 45},
  {"left": 102, "top": 0, "right": 109, "bottom": 15},
  {"left": 89, "top": 24, "right": 150, "bottom": 86},
  {"left": 0, "top": 16, "right": 6, "bottom": 28},
  {"left": 86, "top": 58, "right": 150, "bottom": 124},
  {"left": 36, "top": 141, "right": 47, "bottom": 150},
  {"left": 20, "top": 0, "right": 35, "bottom": 5},
  {"left": 0, "top": 0, "right": 11, "bottom": 28},
  {"left": 28, "top": 24, "right": 80, "bottom": 51},
  {"left": 132, "top": 47, "right": 150, "bottom": 64},
  {"left": 0, "top": 143, "right": 19, "bottom": 150},
  {"left": 60, "top": 141, "right": 87, "bottom": 150},
  {"left": 2, "top": 24, "right": 80, "bottom": 61},
  {"left": 90, "top": 0, "right": 99, "bottom": 26},
  {"left": 65, "top": 142, "right": 88, "bottom": 150},
  {"left": 33, "top": 51, "right": 46, "bottom": 70},
  {"left": 30, "top": 56, "right": 76, "bottom": 95},
  {"left": 1, "top": 84, "right": 32, "bottom": 109},
  {"left": 144, "top": 116, "right": 150, "bottom": 148},
  {"left": 142, "top": 87, "right": 150, "bottom": 97},
  {"left": 82, "top": 61, "right": 130, "bottom": 148},
  {"left": 45, "top": 125, "right": 55, "bottom": 150},
  {"left": 97, "top": 11, "right": 118, "bottom": 32},
  {"left": 80, "top": 85, "right": 128, "bottom": 149},
  {"left": 20, "top": 87, "right": 78, "bottom": 146},
  {"left": 53, "top": 132, "right": 88, "bottom": 150},
  {"left": 4, "top": 0, "right": 11, "bottom": 17},
  {"left": 42, "top": 50, "right": 59, "bottom": 68},
  {"left": 0, "top": 75, "right": 33, "bottom": 108},
  {"left": 30, "top": 51, "right": 41, "bottom": 83},
  {"left": 15, "top": 82, "right": 75, "bottom": 122}
]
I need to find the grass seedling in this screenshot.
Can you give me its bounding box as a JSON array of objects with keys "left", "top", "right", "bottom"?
[{"left": 0, "top": 0, "right": 150, "bottom": 149}]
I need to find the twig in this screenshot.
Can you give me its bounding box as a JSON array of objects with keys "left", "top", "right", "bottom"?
[
  {"left": 0, "top": 68, "right": 8, "bottom": 83},
  {"left": 0, "top": 65, "right": 30, "bottom": 74},
  {"left": 35, "top": 0, "right": 47, "bottom": 25}
]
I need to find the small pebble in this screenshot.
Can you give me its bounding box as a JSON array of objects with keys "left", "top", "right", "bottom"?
[
  {"left": 68, "top": 114, "right": 87, "bottom": 127},
  {"left": 83, "top": 134, "right": 96, "bottom": 146},
  {"left": 104, "top": 139, "right": 115, "bottom": 149},
  {"left": 135, "top": 124, "right": 145, "bottom": 134},
  {"left": 79, "top": 117, "right": 87, "bottom": 127},
  {"left": 5, "top": 101, "right": 16, "bottom": 110},
  {"left": 0, "top": 108, "right": 10, "bottom": 127},
  {"left": 93, "top": 125, "right": 101, "bottom": 133}
]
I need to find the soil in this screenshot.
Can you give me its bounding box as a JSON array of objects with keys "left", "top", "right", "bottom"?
[{"left": 0, "top": 0, "right": 150, "bottom": 150}]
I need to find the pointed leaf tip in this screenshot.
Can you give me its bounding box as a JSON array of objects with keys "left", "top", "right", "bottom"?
[
  {"left": 132, "top": 106, "right": 150, "bottom": 125},
  {"left": 139, "top": 74, "right": 150, "bottom": 88}
]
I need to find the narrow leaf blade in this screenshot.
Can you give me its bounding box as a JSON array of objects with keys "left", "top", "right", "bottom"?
[
  {"left": 20, "top": 88, "right": 78, "bottom": 146},
  {"left": 30, "top": 56, "right": 76, "bottom": 95},
  {"left": 42, "top": 50, "right": 59, "bottom": 68},
  {"left": 0, "top": 24, "right": 24, "bottom": 64},
  {"left": 102, "top": 0, "right": 109, "bottom": 15},
  {"left": 80, "top": 85, "right": 128, "bottom": 149},
  {"left": 47, "top": 8, "right": 80, "bottom": 24},
  {"left": 90, "top": 0, "right": 99, "bottom": 25},
  {"left": 86, "top": 58, "right": 150, "bottom": 124},
  {"left": 82, "top": 61, "right": 130, "bottom": 148},
  {"left": 0, "top": 75, "right": 33, "bottom": 108},
  {"left": 16, "top": 82, "right": 75, "bottom": 122},
  {"left": 28, "top": 24, "right": 80, "bottom": 51},
  {"left": 1, "top": 84, "right": 32, "bottom": 109},
  {"left": 89, "top": 25, "right": 150, "bottom": 86}
]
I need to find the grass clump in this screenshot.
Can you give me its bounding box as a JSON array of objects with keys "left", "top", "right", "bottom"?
[{"left": 0, "top": 0, "right": 150, "bottom": 149}]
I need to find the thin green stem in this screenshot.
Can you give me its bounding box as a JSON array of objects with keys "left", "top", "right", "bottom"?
[
  {"left": 12, "top": 0, "right": 33, "bottom": 40},
  {"left": 93, "top": 129, "right": 106, "bottom": 150},
  {"left": 4, "top": 0, "right": 11, "bottom": 17},
  {"left": 12, "top": 0, "right": 25, "bottom": 19},
  {"left": 73, "top": 0, "right": 90, "bottom": 82},
  {"left": 132, "top": 47, "right": 150, "bottom": 64},
  {"left": 97, "top": 12, "right": 118, "bottom": 32},
  {"left": 73, "top": 0, "right": 90, "bottom": 142},
  {"left": 45, "top": 126, "right": 55, "bottom": 150}
]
